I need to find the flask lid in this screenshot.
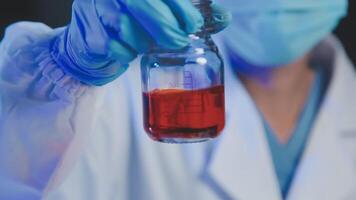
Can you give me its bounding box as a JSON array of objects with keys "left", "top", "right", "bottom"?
[{"left": 191, "top": 0, "right": 212, "bottom": 5}]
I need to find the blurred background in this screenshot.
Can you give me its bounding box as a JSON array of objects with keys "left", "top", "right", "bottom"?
[{"left": 1, "top": 0, "right": 356, "bottom": 64}]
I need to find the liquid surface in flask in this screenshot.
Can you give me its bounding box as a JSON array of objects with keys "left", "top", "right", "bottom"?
[{"left": 143, "top": 85, "right": 225, "bottom": 143}]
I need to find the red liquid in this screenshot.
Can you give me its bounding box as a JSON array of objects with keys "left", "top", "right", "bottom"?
[{"left": 143, "top": 85, "right": 225, "bottom": 143}]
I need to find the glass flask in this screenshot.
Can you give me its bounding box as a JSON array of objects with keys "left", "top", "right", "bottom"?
[{"left": 141, "top": 0, "right": 225, "bottom": 143}]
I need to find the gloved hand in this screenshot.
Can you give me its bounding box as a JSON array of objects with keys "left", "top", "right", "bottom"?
[{"left": 52, "top": 0, "right": 230, "bottom": 86}]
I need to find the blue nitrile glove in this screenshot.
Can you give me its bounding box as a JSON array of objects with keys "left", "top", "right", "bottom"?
[{"left": 51, "top": 0, "right": 230, "bottom": 86}]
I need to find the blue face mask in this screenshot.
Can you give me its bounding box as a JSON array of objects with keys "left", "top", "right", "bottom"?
[{"left": 218, "top": 0, "right": 348, "bottom": 67}]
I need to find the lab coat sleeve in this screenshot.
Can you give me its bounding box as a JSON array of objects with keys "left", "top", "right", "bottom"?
[{"left": 0, "top": 22, "right": 106, "bottom": 199}]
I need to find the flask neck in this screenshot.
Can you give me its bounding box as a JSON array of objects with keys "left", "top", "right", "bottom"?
[{"left": 191, "top": 0, "right": 215, "bottom": 35}]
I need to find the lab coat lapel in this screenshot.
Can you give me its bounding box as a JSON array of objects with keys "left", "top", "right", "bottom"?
[
  {"left": 203, "top": 40, "right": 282, "bottom": 200},
  {"left": 287, "top": 36, "right": 356, "bottom": 200}
]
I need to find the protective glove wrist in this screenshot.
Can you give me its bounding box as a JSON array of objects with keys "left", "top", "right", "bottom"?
[{"left": 51, "top": 28, "right": 128, "bottom": 86}]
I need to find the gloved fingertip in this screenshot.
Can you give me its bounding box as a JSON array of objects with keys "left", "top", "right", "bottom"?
[
  {"left": 197, "top": 16, "right": 205, "bottom": 33},
  {"left": 162, "top": 37, "right": 190, "bottom": 50},
  {"left": 187, "top": 10, "right": 204, "bottom": 34},
  {"left": 212, "top": 4, "right": 232, "bottom": 23},
  {"left": 211, "top": 4, "right": 232, "bottom": 34},
  {"left": 158, "top": 33, "right": 190, "bottom": 50},
  {"left": 196, "top": 12, "right": 205, "bottom": 28}
]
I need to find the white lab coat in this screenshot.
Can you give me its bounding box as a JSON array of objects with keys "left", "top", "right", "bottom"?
[{"left": 0, "top": 23, "right": 356, "bottom": 200}]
